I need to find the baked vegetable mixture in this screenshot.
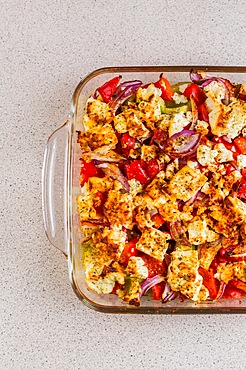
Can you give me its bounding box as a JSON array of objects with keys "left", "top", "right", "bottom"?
[{"left": 77, "top": 70, "right": 246, "bottom": 306}]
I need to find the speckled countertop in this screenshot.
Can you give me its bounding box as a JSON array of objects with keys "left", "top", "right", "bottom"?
[{"left": 1, "top": 0, "right": 246, "bottom": 369}]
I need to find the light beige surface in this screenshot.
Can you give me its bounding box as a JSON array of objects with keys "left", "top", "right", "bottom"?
[{"left": 1, "top": 1, "right": 246, "bottom": 369}]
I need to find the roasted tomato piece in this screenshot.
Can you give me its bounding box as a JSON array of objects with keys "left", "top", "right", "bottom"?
[
  {"left": 112, "top": 282, "right": 123, "bottom": 294},
  {"left": 225, "top": 164, "right": 236, "bottom": 176},
  {"left": 238, "top": 179, "right": 246, "bottom": 200}
]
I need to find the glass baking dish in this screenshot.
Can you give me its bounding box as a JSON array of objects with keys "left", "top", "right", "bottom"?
[{"left": 42, "top": 66, "right": 246, "bottom": 314}]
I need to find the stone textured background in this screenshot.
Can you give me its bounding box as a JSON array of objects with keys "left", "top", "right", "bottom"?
[{"left": 1, "top": 1, "right": 245, "bottom": 369}]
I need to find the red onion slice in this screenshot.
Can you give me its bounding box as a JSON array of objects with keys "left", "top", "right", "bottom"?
[
  {"left": 110, "top": 80, "right": 143, "bottom": 112},
  {"left": 162, "top": 282, "right": 178, "bottom": 303},
  {"left": 169, "top": 130, "right": 200, "bottom": 153},
  {"left": 215, "top": 281, "right": 226, "bottom": 300},
  {"left": 168, "top": 130, "right": 200, "bottom": 158},
  {"left": 114, "top": 80, "right": 143, "bottom": 96},
  {"left": 97, "top": 163, "right": 130, "bottom": 192},
  {"left": 190, "top": 70, "right": 213, "bottom": 84},
  {"left": 140, "top": 275, "right": 165, "bottom": 298}
]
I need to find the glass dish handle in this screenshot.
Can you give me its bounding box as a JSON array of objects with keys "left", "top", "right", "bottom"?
[{"left": 42, "top": 120, "right": 69, "bottom": 256}]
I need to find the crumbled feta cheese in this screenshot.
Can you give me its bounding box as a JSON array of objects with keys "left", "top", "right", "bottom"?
[
  {"left": 169, "top": 112, "right": 192, "bottom": 137},
  {"left": 204, "top": 81, "right": 226, "bottom": 103},
  {"left": 86, "top": 97, "right": 110, "bottom": 120},
  {"left": 165, "top": 159, "right": 179, "bottom": 180},
  {"left": 87, "top": 271, "right": 125, "bottom": 294},
  {"left": 199, "top": 242, "right": 222, "bottom": 270},
  {"left": 197, "top": 145, "right": 218, "bottom": 166},
  {"left": 237, "top": 154, "right": 246, "bottom": 169},
  {"left": 195, "top": 120, "right": 209, "bottom": 136},
  {"left": 104, "top": 190, "right": 134, "bottom": 229},
  {"left": 172, "top": 92, "right": 188, "bottom": 105},
  {"left": 186, "top": 160, "right": 199, "bottom": 169},
  {"left": 136, "top": 84, "right": 162, "bottom": 101},
  {"left": 213, "top": 143, "right": 233, "bottom": 163},
  {"left": 126, "top": 257, "right": 148, "bottom": 279},
  {"left": 129, "top": 179, "right": 143, "bottom": 196}
]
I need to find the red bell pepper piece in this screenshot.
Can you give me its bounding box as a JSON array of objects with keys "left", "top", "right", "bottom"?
[
  {"left": 152, "top": 282, "right": 165, "bottom": 300},
  {"left": 120, "top": 133, "right": 136, "bottom": 156},
  {"left": 151, "top": 213, "right": 165, "bottom": 229},
  {"left": 183, "top": 83, "right": 206, "bottom": 106},
  {"left": 234, "top": 136, "right": 246, "bottom": 154},
  {"left": 124, "top": 160, "right": 149, "bottom": 185},
  {"left": 154, "top": 75, "right": 174, "bottom": 102},
  {"left": 120, "top": 238, "right": 139, "bottom": 266},
  {"left": 80, "top": 160, "right": 103, "bottom": 186},
  {"left": 198, "top": 267, "right": 218, "bottom": 299},
  {"left": 228, "top": 279, "right": 246, "bottom": 294},
  {"left": 140, "top": 253, "right": 167, "bottom": 278},
  {"left": 97, "top": 76, "right": 121, "bottom": 103},
  {"left": 198, "top": 103, "right": 209, "bottom": 122},
  {"left": 223, "top": 286, "right": 246, "bottom": 299},
  {"left": 141, "top": 158, "right": 161, "bottom": 180}
]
